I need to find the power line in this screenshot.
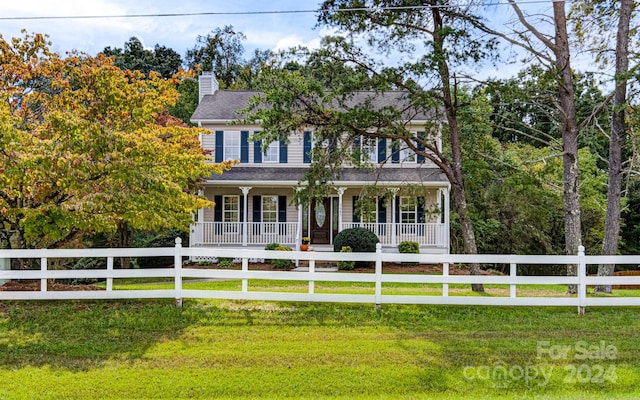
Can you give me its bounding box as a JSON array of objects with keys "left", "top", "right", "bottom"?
[{"left": 0, "top": 1, "right": 567, "bottom": 21}]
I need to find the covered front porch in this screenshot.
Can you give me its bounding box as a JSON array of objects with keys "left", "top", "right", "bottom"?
[
  {"left": 190, "top": 167, "right": 451, "bottom": 253},
  {"left": 189, "top": 221, "right": 448, "bottom": 250}
]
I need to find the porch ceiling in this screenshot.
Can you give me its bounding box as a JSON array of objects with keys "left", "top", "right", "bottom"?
[{"left": 205, "top": 167, "right": 448, "bottom": 187}]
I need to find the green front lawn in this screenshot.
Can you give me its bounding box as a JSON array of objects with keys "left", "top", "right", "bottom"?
[{"left": 0, "top": 300, "right": 638, "bottom": 399}]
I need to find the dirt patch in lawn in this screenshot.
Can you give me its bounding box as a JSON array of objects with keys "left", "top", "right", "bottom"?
[{"left": 0, "top": 281, "right": 103, "bottom": 292}]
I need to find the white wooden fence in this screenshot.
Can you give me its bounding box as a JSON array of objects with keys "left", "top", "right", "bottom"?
[{"left": 1, "top": 239, "right": 639, "bottom": 314}]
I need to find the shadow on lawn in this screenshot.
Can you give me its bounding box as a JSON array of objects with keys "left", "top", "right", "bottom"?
[
  {"left": 0, "top": 299, "right": 636, "bottom": 378},
  {"left": 0, "top": 300, "right": 205, "bottom": 371}
]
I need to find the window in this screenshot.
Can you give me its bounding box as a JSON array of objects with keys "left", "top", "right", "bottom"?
[
  {"left": 224, "top": 131, "right": 240, "bottom": 160},
  {"left": 361, "top": 137, "right": 377, "bottom": 163},
  {"left": 223, "top": 196, "right": 240, "bottom": 223},
  {"left": 263, "top": 141, "right": 278, "bottom": 163},
  {"left": 261, "top": 196, "right": 278, "bottom": 233},
  {"left": 400, "top": 196, "right": 417, "bottom": 223},
  {"left": 400, "top": 146, "right": 416, "bottom": 163},
  {"left": 361, "top": 202, "right": 377, "bottom": 223}
]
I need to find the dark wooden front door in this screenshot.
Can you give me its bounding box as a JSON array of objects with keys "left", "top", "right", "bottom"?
[{"left": 311, "top": 198, "right": 331, "bottom": 244}]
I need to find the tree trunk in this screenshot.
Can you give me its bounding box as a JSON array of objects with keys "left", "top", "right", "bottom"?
[
  {"left": 553, "top": 2, "right": 582, "bottom": 294},
  {"left": 117, "top": 220, "right": 133, "bottom": 269},
  {"left": 596, "top": 0, "right": 632, "bottom": 294},
  {"left": 432, "top": 3, "right": 483, "bottom": 292}
]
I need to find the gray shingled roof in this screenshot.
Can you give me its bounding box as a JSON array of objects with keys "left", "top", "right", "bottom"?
[
  {"left": 207, "top": 167, "right": 448, "bottom": 185},
  {"left": 191, "top": 91, "right": 439, "bottom": 122}
]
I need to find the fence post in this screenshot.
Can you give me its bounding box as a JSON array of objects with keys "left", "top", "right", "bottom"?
[
  {"left": 242, "top": 257, "right": 249, "bottom": 293},
  {"left": 442, "top": 262, "right": 449, "bottom": 297},
  {"left": 510, "top": 263, "right": 517, "bottom": 298},
  {"left": 174, "top": 237, "right": 183, "bottom": 308},
  {"left": 0, "top": 255, "right": 9, "bottom": 286},
  {"left": 308, "top": 257, "right": 315, "bottom": 294},
  {"left": 578, "top": 245, "right": 586, "bottom": 315},
  {"left": 106, "top": 257, "right": 114, "bottom": 291},
  {"left": 375, "top": 243, "right": 382, "bottom": 310},
  {"left": 40, "top": 256, "right": 47, "bottom": 292}
]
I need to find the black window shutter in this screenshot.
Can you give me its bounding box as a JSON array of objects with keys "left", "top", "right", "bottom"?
[
  {"left": 254, "top": 140, "right": 262, "bottom": 163},
  {"left": 214, "top": 195, "right": 223, "bottom": 222},
  {"left": 303, "top": 131, "right": 312, "bottom": 163},
  {"left": 240, "top": 131, "right": 249, "bottom": 163},
  {"left": 378, "top": 138, "right": 387, "bottom": 163},
  {"left": 278, "top": 196, "right": 287, "bottom": 222},
  {"left": 378, "top": 197, "right": 387, "bottom": 223},
  {"left": 352, "top": 196, "right": 360, "bottom": 223},
  {"left": 279, "top": 141, "right": 288, "bottom": 163},
  {"left": 215, "top": 131, "right": 223, "bottom": 162},
  {"left": 239, "top": 196, "right": 245, "bottom": 222},
  {"left": 417, "top": 196, "right": 425, "bottom": 236},
  {"left": 417, "top": 132, "right": 425, "bottom": 164},
  {"left": 253, "top": 196, "right": 261, "bottom": 222},
  {"left": 391, "top": 139, "right": 400, "bottom": 163}
]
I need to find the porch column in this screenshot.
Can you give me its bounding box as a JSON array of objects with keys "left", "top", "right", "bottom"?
[
  {"left": 297, "top": 192, "right": 303, "bottom": 248},
  {"left": 197, "top": 190, "right": 205, "bottom": 241},
  {"left": 444, "top": 185, "right": 451, "bottom": 253},
  {"left": 336, "top": 187, "right": 346, "bottom": 232},
  {"left": 239, "top": 186, "right": 252, "bottom": 246},
  {"left": 390, "top": 188, "right": 399, "bottom": 248}
]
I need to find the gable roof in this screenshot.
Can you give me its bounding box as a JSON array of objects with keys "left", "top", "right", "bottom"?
[{"left": 191, "top": 90, "right": 439, "bottom": 122}]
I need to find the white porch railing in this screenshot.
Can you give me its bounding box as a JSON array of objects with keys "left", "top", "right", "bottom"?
[
  {"left": 341, "top": 222, "right": 447, "bottom": 248},
  {"left": 191, "top": 222, "right": 448, "bottom": 248},
  {"left": 191, "top": 222, "right": 298, "bottom": 246},
  {"left": 1, "top": 240, "right": 640, "bottom": 314}
]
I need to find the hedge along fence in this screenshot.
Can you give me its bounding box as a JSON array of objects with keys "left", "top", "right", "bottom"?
[{"left": 1, "top": 239, "right": 640, "bottom": 314}]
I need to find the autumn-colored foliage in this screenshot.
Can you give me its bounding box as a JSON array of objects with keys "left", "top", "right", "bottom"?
[{"left": 0, "top": 32, "right": 232, "bottom": 249}]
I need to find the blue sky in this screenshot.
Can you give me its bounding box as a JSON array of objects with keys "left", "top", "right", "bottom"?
[
  {"left": 0, "top": 0, "right": 327, "bottom": 57},
  {"left": 1, "top": 1, "right": 594, "bottom": 82}
]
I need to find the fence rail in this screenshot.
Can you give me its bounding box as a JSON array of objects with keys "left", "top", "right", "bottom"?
[{"left": 1, "top": 239, "right": 639, "bottom": 314}]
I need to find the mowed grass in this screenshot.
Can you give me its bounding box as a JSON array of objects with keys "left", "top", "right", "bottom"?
[{"left": 0, "top": 299, "right": 639, "bottom": 399}]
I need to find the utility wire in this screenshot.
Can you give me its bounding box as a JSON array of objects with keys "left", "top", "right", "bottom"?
[{"left": 0, "top": 0, "right": 568, "bottom": 21}]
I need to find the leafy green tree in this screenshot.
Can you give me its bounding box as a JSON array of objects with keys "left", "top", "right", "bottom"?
[
  {"left": 573, "top": 0, "right": 638, "bottom": 292},
  {"left": 102, "top": 36, "right": 183, "bottom": 78},
  {"left": 185, "top": 25, "right": 246, "bottom": 89}
]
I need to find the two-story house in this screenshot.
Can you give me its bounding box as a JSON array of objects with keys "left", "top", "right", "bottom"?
[{"left": 189, "top": 72, "right": 450, "bottom": 253}]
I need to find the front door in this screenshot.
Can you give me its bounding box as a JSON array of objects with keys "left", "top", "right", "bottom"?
[{"left": 311, "top": 198, "right": 331, "bottom": 244}]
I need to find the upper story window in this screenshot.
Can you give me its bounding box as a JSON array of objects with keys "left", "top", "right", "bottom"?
[
  {"left": 361, "top": 137, "right": 377, "bottom": 163},
  {"left": 400, "top": 146, "right": 417, "bottom": 163},
  {"left": 263, "top": 141, "right": 279, "bottom": 163},
  {"left": 224, "top": 131, "right": 241, "bottom": 161}
]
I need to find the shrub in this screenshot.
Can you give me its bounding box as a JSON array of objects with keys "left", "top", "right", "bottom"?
[
  {"left": 217, "top": 257, "right": 234, "bottom": 268},
  {"left": 337, "top": 246, "right": 355, "bottom": 271},
  {"left": 334, "top": 228, "right": 379, "bottom": 267},
  {"left": 271, "top": 245, "right": 293, "bottom": 270},
  {"left": 398, "top": 241, "right": 420, "bottom": 265},
  {"left": 264, "top": 243, "right": 280, "bottom": 264}
]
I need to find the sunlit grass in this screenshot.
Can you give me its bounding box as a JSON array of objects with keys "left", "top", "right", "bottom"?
[{"left": 0, "top": 301, "right": 639, "bottom": 399}]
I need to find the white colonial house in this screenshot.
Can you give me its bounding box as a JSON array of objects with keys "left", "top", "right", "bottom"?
[{"left": 189, "top": 72, "right": 451, "bottom": 253}]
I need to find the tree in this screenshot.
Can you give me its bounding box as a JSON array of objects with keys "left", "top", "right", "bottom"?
[
  {"left": 185, "top": 25, "right": 247, "bottom": 89},
  {"left": 501, "top": 0, "right": 584, "bottom": 293},
  {"left": 102, "top": 36, "right": 183, "bottom": 78},
  {"left": 0, "top": 32, "right": 232, "bottom": 254},
  {"left": 573, "top": 0, "right": 638, "bottom": 293},
  {"left": 244, "top": 1, "right": 503, "bottom": 291}
]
